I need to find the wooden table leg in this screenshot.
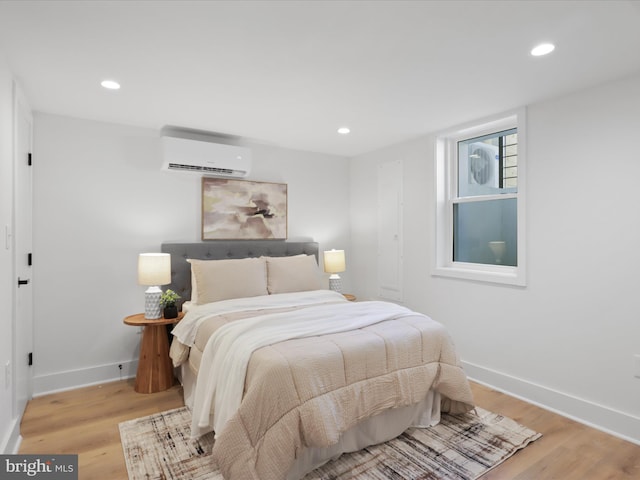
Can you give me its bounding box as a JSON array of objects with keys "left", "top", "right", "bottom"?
[{"left": 134, "top": 323, "right": 175, "bottom": 394}]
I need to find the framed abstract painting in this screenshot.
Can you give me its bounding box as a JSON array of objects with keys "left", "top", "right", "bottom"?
[{"left": 201, "top": 178, "right": 288, "bottom": 240}]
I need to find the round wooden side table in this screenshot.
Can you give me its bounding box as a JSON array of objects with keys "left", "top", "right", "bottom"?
[{"left": 123, "top": 312, "right": 184, "bottom": 394}]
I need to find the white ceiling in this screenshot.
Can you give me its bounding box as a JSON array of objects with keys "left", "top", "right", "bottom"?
[{"left": 1, "top": 0, "right": 639, "bottom": 157}]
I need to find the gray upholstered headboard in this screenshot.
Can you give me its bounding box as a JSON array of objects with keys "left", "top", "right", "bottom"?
[{"left": 161, "top": 240, "right": 319, "bottom": 309}]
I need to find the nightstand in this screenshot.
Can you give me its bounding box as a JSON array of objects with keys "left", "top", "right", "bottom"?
[
  {"left": 123, "top": 312, "right": 184, "bottom": 394},
  {"left": 343, "top": 294, "right": 356, "bottom": 301}
]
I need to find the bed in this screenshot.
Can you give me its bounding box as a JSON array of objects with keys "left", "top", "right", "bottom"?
[{"left": 162, "top": 240, "right": 474, "bottom": 480}]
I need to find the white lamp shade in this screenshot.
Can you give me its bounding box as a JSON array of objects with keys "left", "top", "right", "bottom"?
[
  {"left": 138, "top": 253, "right": 171, "bottom": 286},
  {"left": 323, "top": 249, "right": 346, "bottom": 274}
]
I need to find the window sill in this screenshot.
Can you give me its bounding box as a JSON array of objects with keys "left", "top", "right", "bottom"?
[{"left": 432, "top": 263, "right": 526, "bottom": 287}]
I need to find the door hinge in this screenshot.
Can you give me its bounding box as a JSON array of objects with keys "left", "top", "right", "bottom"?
[
  {"left": 28, "top": 153, "right": 32, "bottom": 166},
  {"left": 28, "top": 252, "right": 32, "bottom": 266},
  {"left": 28, "top": 352, "right": 33, "bottom": 366},
  {"left": 18, "top": 278, "right": 29, "bottom": 286}
]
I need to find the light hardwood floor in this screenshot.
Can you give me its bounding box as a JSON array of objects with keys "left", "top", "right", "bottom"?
[{"left": 19, "top": 379, "right": 640, "bottom": 479}]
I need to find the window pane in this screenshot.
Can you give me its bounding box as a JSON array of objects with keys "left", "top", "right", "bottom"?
[
  {"left": 453, "top": 198, "right": 517, "bottom": 266},
  {"left": 458, "top": 128, "right": 517, "bottom": 197}
]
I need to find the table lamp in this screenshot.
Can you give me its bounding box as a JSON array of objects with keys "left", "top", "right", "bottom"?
[
  {"left": 323, "top": 249, "right": 346, "bottom": 293},
  {"left": 138, "top": 253, "right": 171, "bottom": 319}
]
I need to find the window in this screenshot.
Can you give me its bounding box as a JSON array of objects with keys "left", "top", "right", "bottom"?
[{"left": 434, "top": 109, "right": 526, "bottom": 286}]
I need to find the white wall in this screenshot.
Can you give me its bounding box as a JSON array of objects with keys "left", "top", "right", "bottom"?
[
  {"left": 32, "top": 113, "right": 351, "bottom": 393},
  {"left": 350, "top": 72, "right": 640, "bottom": 443},
  {"left": 0, "top": 53, "right": 17, "bottom": 453}
]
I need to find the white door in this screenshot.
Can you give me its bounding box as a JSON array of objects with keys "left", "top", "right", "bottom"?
[
  {"left": 377, "top": 159, "right": 403, "bottom": 301},
  {"left": 14, "top": 90, "right": 33, "bottom": 417}
]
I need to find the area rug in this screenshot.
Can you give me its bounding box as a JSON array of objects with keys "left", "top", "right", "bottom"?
[{"left": 119, "top": 406, "right": 541, "bottom": 480}]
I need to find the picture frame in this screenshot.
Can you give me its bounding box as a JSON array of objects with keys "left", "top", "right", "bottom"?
[{"left": 201, "top": 177, "right": 288, "bottom": 240}]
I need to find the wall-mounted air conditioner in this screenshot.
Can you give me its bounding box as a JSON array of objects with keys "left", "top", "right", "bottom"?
[{"left": 161, "top": 136, "right": 252, "bottom": 178}]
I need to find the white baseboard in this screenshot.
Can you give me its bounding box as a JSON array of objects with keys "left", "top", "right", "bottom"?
[
  {"left": 0, "top": 418, "right": 22, "bottom": 454},
  {"left": 462, "top": 360, "right": 640, "bottom": 446},
  {"left": 33, "top": 360, "right": 137, "bottom": 397}
]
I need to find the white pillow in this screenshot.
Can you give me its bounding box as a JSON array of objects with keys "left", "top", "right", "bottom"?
[
  {"left": 188, "top": 257, "right": 268, "bottom": 304},
  {"left": 190, "top": 269, "right": 199, "bottom": 304},
  {"left": 265, "top": 254, "right": 323, "bottom": 294}
]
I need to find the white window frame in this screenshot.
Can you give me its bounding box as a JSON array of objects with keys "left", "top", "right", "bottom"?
[{"left": 433, "top": 108, "right": 526, "bottom": 286}]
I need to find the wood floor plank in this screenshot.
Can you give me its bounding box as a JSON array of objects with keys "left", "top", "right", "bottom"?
[
  {"left": 79, "top": 444, "right": 130, "bottom": 480},
  {"left": 18, "top": 379, "right": 640, "bottom": 479},
  {"left": 472, "top": 382, "right": 640, "bottom": 480}
]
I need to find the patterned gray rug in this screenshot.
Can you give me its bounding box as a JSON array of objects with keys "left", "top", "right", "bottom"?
[{"left": 119, "top": 406, "right": 541, "bottom": 479}]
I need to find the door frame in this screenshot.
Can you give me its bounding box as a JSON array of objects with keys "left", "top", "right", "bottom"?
[{"left": 13, "top": 82, "right": 33, "bottom": 419}]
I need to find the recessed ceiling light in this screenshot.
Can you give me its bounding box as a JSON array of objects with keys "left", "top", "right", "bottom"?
[
  {"left": 530, "top": 43, "right": 555, "bottom": 57},
  {"left": 101, "top": 79, "right": 121, "bottom": 90},
  {"left": 337, "top": 127, "right": 350, "bottom": 135}
]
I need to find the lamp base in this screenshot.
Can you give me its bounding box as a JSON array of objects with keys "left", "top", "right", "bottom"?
[
  {"left": 329, "top": 274, "right": 342, "bottom": 293},
  {"left": 144, "top": 286, "right": 162, "bottom": 319}
]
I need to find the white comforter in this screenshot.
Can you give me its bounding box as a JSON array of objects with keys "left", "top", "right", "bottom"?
[
  {"left": 172, "top": 289, "right": 346, "bottom": 348},
  {"left": 189, "top": 295, "right": 423, "bottom": 438}
]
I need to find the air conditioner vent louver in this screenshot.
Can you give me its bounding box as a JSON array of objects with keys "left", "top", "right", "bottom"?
[
  {"left": 161, "top": 136, "right": 251, "bottom": 178},
  {"left": 167, "top": 163, "right": 235, "bottom": 175}
]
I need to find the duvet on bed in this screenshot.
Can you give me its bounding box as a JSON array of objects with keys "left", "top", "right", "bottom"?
[{"left": 170, "top": 290, "right": 474, "bottom": 480}]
